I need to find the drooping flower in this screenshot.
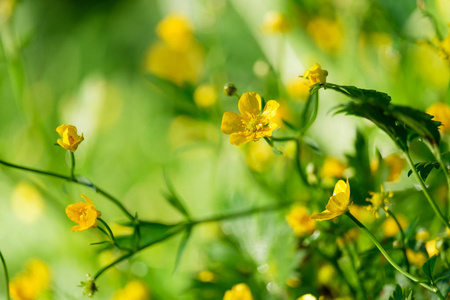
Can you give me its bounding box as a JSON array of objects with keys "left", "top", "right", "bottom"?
[
  {"left": 56, "top": 124, "right": 84, "bottom": 152},
  {"left": 262, "top": 11, "right": 291, "bottom": 34},
  {"left": 9, "top": 259, "right": 51, "bottom": 300},
  {"left": 311, "top": 179, "right": 351, "bottom": 221},
  {"left": 426, "top": 102, "right": 450, "bottom": 133},
  {"left": 112, "top": 280, "right": 150, "bottom": 300},
  {"left": 286, "top": 206, "right": 316, "bottom": 236},
  {"left": 366, "top": 186, "right": 392, "bottom": 218},
  {"left": 65, "top": 194, "right": 101, "bottom": 232},
  {"left": 221, "top": 92, "right": 279, "bottom": 146},
  {"left": 223, "top": 283, "right": 253, "bottom": 300},
  {"left": 303, "top": 63, "right": 328, "bottom": 87}
]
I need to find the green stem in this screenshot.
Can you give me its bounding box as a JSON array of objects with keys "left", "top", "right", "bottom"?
[
  {"left": 97, "top": 218, "right": 115, "bottom": 242},
  {"left": 0, "top": 250, "right": 10, "bottom": 300},
  {"left": 389, "top": 211, "right": 410, "bottom": 272},
  {"left": 340, "top": 242, "right": 367, "bottom": 300},
  {"left": 0, "top": 159, "right": 135, "bottom": 221},
  {"left": 403, "top": 152, "right": 450, "bottom": 230},
  {"left": 345, "top": 212, "right": 437, "bottom": 293},
  {"left": 70, "top": 151, "right": 76, "bottom": 180},
  {"left": 430, "top": 144, "right": 450, "bottom": 218}
]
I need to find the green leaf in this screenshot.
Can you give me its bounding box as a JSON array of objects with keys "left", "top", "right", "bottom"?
[
  {"left": 173, "top": 226, "right": 192, "bottom": 274},
  {"left": 422, "top": 255, "right": 437, "bottom": 281},
  {"left": 282, "top": 119, "right": 299, "bottom": 131},
  {"left": 300, "top": 91, "right": 318, "bottom": 134},
  {"left": 407, "top": 162, "right": 440, "bottom": 181},
  {"left": 389, "top": 284, "right": 414, "bottom": 300},
  {"left": 163, "top": 171, "right": 191, "bottom": 219},
  {"left": 303, "top": 136, "right": 321, "bottom": 154},
  {"left": 435, "top": 272, "right": 450, "bottom": 282}
]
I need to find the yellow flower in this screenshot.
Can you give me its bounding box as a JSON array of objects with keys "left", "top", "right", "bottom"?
[
  {"left": 223, "top": 283, "right": 253, "bottom": 300},
  {"left": 382, "top": 215, "right": 408, "bottom": 238},
  {"left": 297, "top": 295, "right": 317, "bottom": 300},
  {"left": 56, "top": 124, "right": 84, "bottom": 152},
  {"left": 65, "top": 194, "right": 102, "bottom": 232},
  {"left": 321, "top": 157, "right": 346, "bottom": 179},
  {"left": 198, "top": 270, "right": 216, "bottom": 283},
  {"left": 111, "top": 280, "right": 150, "bottom": 300},
  {"left": 286, "top": 206, "right": 316, "bottom": 236},
  {"left": 156, "top": 14, "right": 193, "bottom": 51},
  {"left": 415, "top": 229, "right": 430, "bottom": 242},
  {"left": 9, "top": 259, "right": 51, "bottom": 300},
  {"left": 11, "top": 182, "right": 45, "bottom": 224},
  {"left": 307, "top": 17, "right": 343, "bottom": 53},
  {"left": 221, "top": 92, "right": 279, "bottom": 146},
  {"left": 426, "top": 102, "right": 450, "bottom": 133},
  {"left": 303, "top": 63, "right": 328, "bottom": 87},
  {"left": 262, "top": 11, "right": 291, "bottom": 34},
  {"left": 285, "top": 277, "right": 301, "bottom": 288},
  {"left": 406, "top": 249, "right": 427, "bottom": 267},
  {"left": 366, "top": 186, "right": 392, "bottom": 218},
  {"left": 317, "top": 263, "right": 335, "bottom": 286},
  {"left": 425, "top": 238, "right": 440, "bottom": 257},
  {"left": 194, "top": 84, "right": 217, "bottom": 108},
  {"left": 311, "top": 179, "right": 351, "bottom": 221},
  {"left": 385, "top": 154, "right": 405, "bottom": 182}
]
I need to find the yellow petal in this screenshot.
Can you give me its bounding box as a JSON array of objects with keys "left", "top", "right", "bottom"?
[
  {"left": 221, "top": 112, "right": 245, "bottom": 135},
  {"left": 80, "top": 194, "right": 93, "bottom": 205},
  {"left": 238, "top": 92, "right": 261, "bottom": 116},
  {"left": 325, "top": 193, "right": 349, "bottom": 212},
  {"left": 65, "top": 203, "right": 88, "bottom": 223},
  {"left": 333, "top": 179, "right": 347, "bottom": 195},
  {"left": 255, "top": 123, "right": 278, "bottom": 139},
  {"left": 310, "top": 210, "right": 339, "bottom": 221},
  {"left": 230, "top": 132, "right": 252, "bottom": 145},
  {"left": 261, "top": 100, "right": 280, "bottom": 122}
]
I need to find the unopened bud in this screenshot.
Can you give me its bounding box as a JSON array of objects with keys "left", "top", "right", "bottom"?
[{"left": 223, "top": 83, "right": 237, "bottom": 97}]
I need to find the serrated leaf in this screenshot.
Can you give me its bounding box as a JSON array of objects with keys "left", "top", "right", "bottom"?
[
  {"left": 300, "top": 91, "right": 318, "bottom": 134},
  {"left": 173, "top": 226, "right": 192, "bottom": 274},
  {"left": 163, "top": 171, "right": 191, "bottom": 219},
  {"left": 422, "top": 255, "right": 437, "bottom": 281},
  {"left": 407, "top": 162, "right": 440, "bottom": 181}
]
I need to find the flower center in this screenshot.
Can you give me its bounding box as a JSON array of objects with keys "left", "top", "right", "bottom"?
[{"left": 245, "top": 115, "right": 263, "bottom": 132}]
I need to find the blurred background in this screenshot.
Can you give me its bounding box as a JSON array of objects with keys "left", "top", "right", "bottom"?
[{"left": 0, "top": 0, "right": 449, "bottom": 299}]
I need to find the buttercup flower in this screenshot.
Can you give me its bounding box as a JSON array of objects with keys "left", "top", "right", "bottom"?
[
  {"left": 426, "top": 102, "right": 450, "bottom": 133},
  {"left": 56, "top": 124, "right": 84, "bottom": 152},
  {"left": 286, "top": 206, "right": 316, "bottom": 236},
  {"left": 303, "top": 63, "right": 328, "bottom": 87},
  {"left": 221, "top": 92, "right": 279, "bottom": 146},
  {"left": 311, "top": 179, "right": 351, "bottom": 221},
  {"left": 65, "top": 194, "right": 101, "bottom": 232},
  {"left": 223, "top": 283, "right": 253, "bottom": 300},
  {"left": 112, "top": 280, "right": 150, "bottom": 300},
  {"left": 156, "top": 14, "right": 194, "bottom": 51},
  {"left": 366, "top": 186, "right": 392, "bottom": 218},
  {"left": 9, "top": 259, "right": 51, "bottom": 300},
  {"left": 194, "top": 84, "right": 217, "bottom": 108},
  {"left": 425, "top": 238, "right": 440, "bottom": 257},
  {"left": 262, "top": 11, "right": 291, "bottom": 34},
  {"left": 406, "top": 249, "right": 427, "bottom": 267}
]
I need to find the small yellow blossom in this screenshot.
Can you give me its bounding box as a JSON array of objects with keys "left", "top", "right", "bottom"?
[
  {"left": 321, "top": 157, "right": 346, "bottom": 179},
  {"left": 285, "top": 277, "right": 301, "bottom": 288},
  {"left": 425, "top": 238, "right": 440, "bottom": 257},
  {"left": 112, "top": 280, "right": 150, "bottom": 300},
  {"left": 297, "top": 295, "right": 317, "bottom": 300},
  {"left": 311, "top": 179, "right": 351, "bottom": 221},
  {"left": 303, "top": 63, "right": 328, "bottom": 87},
  {"left": 385, "top": 154, "right": 405, "bottom": 182},
  {"left": 56, "top": 124, "right": 84, "bottom": 152},
  {"left": 349, "top": 205, "right": 375, "bottom": 224},
  {"left": 221, "top": 92, "right": 279, "bottom": 146},
  {"left": 366, "top": 186, "right": 392, "bottom": 218},
  {"left": 65, "top": 194, "right": 102, "bottom": 232},
  {"left": 406, "top": 249, "right": 427, "bottom": 267},
  {"left": 11, "top": 182, "right": 45, "bottom": 224},
  {"left": 382, "top": 215, "right": 408, "bottom": 238},
  {"left": 317, "top": 264, "right": 335, "bottom": 286},
  {"left": 262, "top": 11, "right": 291, "bottom": 34},
  {"left": 9, "top": 259, "right": 51, "bottom": 300},
  {"left": 198, "top": 270, "right": 216, "bottom": 283},
  {"left": 194, "top": 84, "right": 217, "bottom": 108},
  {"left": 156, "top": 14, "right": 193, "bottom": 51},
  {"left": 307, "top": 17, "right": 343, "bottom": 53},
  {"left": 426, "top": 102, "right": 450, "bottom": 133},
  {"left": 286, "top": 206, "right": 316, "bottom": 236},
  {"left": 415, "top": 229, "right": 430, "bottom": 242},
  {"left": 223, "top": 283, "right": 253, "bottom": 300}
]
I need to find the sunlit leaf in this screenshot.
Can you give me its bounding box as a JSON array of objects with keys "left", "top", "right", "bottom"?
[{"left": 422, "top": 255, "right": 437, "bottom": 281}]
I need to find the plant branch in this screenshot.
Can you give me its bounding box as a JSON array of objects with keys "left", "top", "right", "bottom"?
[
  {"left": 389, "top": 211, "right": 410, "bottom": 272},
  {"left": 0, "top": 250, "right": 10, "bottom": 300}
]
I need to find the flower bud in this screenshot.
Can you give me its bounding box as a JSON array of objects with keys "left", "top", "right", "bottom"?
[{"left": 223, "top": 82, "right": 237, "bottom": 96}]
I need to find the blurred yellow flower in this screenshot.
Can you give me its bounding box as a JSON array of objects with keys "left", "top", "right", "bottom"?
[
  {"left": 425, "top": 238, "right": 440, "bottom": 257},
  {"left": 311, "top": 179, "right": 351, "bottom": 221},
  {"left": 11, "top": 182, "right": 45, "bottom": 224},
  {"left": 426, "top": 102, "right": 450, "bottom": 133},
  {"left": 366, "top": 187, "right": 392, "bottom": 218},
  {"left": 221, "top": 92, "right": 279, "bottom": 146},
  {"left": 10, "top": 259, "right": 51, "bottom": 300},
  {"left": 0, "top": 0, "right": 15, "bottom": 23},
  {"left": 439, "top": 29, "right": 450, "bottom": 61},
  {"left": 194, "top": 84, "right": 217, "bottom": 108},
  {"left": 156, "top": 14, "right": 193, "bottom": 51},
  {"left": 414, "top": 43, "right": 449, "bottom": 88},
  {"left": 198, "top": 270, "right": 216, "bottom": 283},
  {"left": 245, "top": 140, "right": 274, "bottom": 172},
  {"left": 286, "top": 77, "right": 309, "bottom": 101},
  {"left": 65, "top": 194, "right": 101, "bottom": 232},
  {"left": 303, "top": 63, "right": 328, "bottom": 87},
  {"left": 262, "top": 11, "right": 291, "bottom": 34},
  {"left": 56, "top": 124, "right": 84, "bottom": 152},
  {"left": 112, "top": 280, "right": 150, "bottom": 300},
  {"left": 297, "top": 295, "right": 317, "bottom": 300},
  {"left": 223, "top": 283, "right": 253, "bottom": 300},
  {"left": 385, "top": 154, "right": 405, "bottom": 182},
  {"left": 321, "top": 157, "right": 346, "bottom": 179},
  {"left": 382, "top": 215, "right": 408, "bottom": 238},
  {"left": 415, "top": 229, "right": 430, "bottom": 242},
  {"left": 286, "top": 206, "right": 316, "bottom": 236},
  {"left": 285, "top": 277, "right": 301, "bottom": 288},
  {"left": 317, "top": 263, "right": 335, "bottom": 286},
  {"left": 406, "top": 249, "right": 427, "bottom": 267},
  {"left": 307, "top": 17, "right": 343, "bottom": 53}
]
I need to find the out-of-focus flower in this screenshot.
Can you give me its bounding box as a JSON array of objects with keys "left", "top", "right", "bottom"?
[
  {"left": 11, "top": 182, "right": 45, "bottom": 224},
  {"left": 349, "top": 205, "right": 375, "bottom": 224},
  {"left": 56, "top": 124, "right": 84, "bottom": 152},
  {"left": 79, "top": 274, "right": 98, "bottom": 298},
  {"left": 285, "top": 277, "right": 301, "bottom": 288},
  {"left": 382, "top": 215, "right": 408, "bottom": 238},
  {"left": 414, "top": 43, "right": 450, "bottom": 88},
  {"left": 0, "top": 0, "right": 15, "bottom": 23},
  {"left": 221, "top": 92, "right": 279, "bottom": 146},
  {"left": 194, "top": 84, "right": 217, "bottom": 108},
  {"left": 156, "top": 14, "right": 193, "bottom": 51},
  {"left": 317, "top": 263, "right": 335, "bottom": 286},
  {"left": 426, "top": 102, "right": 450, "bottom": 133},
  {"left": 311, "top": 179, "right": 351, "bottom": 221},
  {"left": 223, "top": 283, "right": 253, "bottom": 300},
  {"left": 307, "top": 17, "right": 343, "bottom": 53},
  {"left": 415, "top": 229, "right": 430, "bottom": 242},
  {"left": 321, "top": 157, "right": 346, "bottom": 179},
  {"left": 303, "top": 63, "right": 328, "bottom": 87},
  {"left": 198, "top": 270, "right": 216, "bottom": 283},
  {"left": 169, "top": 115, "right": 218, "bottom": 149},
  {"left": 366, "top": 186, "right": 392, "bottom": 218},
  {"left": 286, "top": 206, "right": 316, "bottom": 236},
  {"left": 9, "top": 259, "right": 51, "bottom": 300},
  {"left": 111, "top": 280, "right": 150, "bottom": 300},
  {"left": 245, "top": 140, "right": 274, "bottom": 172},
  {"left": 406, "top": 249, "right": 427, "bottom": 267},
  {"left": 425, "top": 238, "right": 440, "bottom": 257},
  {"left": 262, "top": 11, "right": 291, "bottom": 34},
  {"left": 385, "top": 154, "right": 405, "bottom": 182},
  {"left": 65, "top": 194, "right": 101, "bottom": 232},
  {"left": 297, "top": 295, "right": 317, "bottom": 300},
  {"left": 286, "top": 78, "right": 310, "bottom": 101}
]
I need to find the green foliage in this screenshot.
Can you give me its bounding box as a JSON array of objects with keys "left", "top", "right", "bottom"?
[
  {"left": 163, "top": 172, "right": 191, "bottom": 219},
  {"left": 300, "top": 91, "right": 319, "bottom": 134},
  {"left": 389, "top": 284, "right": 414, "bottom": 300},
  {"left": 422, "top": 255, "right": 437, "bottom": 282},
  {"left": 407, "top": 162, "right": 440, "bottom": 181},
  {"left": 173, "top": 226, "right": 192, "bottom": 273}
]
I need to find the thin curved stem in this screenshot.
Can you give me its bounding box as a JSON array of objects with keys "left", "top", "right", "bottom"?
[
  {"left": 429, "top": 144, "right": 450, "bottom": 218},
  {"left": 0, "top": 250, "right": 10, "bottom": 300},
  {"left": 0, "top": 159, "right": 134, "bottom": 221},
  {"left": 389, "top": 211, "right": 410, "bottom": 272},
  {"left": 70, "top": 151, "right": 76, "bottom": 180}
]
